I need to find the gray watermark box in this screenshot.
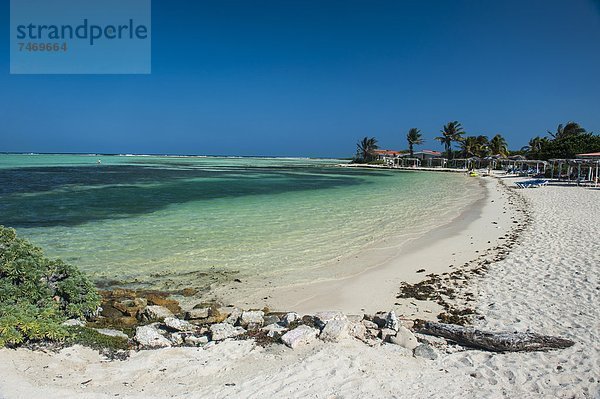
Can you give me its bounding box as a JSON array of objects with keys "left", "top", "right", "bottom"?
[{"left": 10, "top": 0, "right": 151, "bottom": 74}]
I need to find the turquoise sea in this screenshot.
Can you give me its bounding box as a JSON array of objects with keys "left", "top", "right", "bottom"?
[{"left": 0, "top": 154, "right": 483, "bottom": 292}]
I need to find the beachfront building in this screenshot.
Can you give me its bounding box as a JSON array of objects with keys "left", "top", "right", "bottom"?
[
  {"left": 373, "top": 149, "right": 403, "bottom": 166},
  {"left": 396, "top": 150, "right": 445, "bottom": 168}
]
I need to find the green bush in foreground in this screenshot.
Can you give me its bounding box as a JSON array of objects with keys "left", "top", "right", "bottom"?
[{"left": 0, "top": 225, "right": 101, "bottom": 347}]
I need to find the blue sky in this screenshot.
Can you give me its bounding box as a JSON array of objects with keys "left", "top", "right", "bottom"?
[{"left": 1, "top": 0, "right": 599, "bottom": 157}]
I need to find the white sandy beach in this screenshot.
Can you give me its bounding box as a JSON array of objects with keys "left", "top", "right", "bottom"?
[{"left": 0, "top": 177, "right": 598, "bottom": 399}]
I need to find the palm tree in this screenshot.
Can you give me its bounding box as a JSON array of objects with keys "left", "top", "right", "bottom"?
[
  {"left": 548, "top": 122, "right": 586, "bottom": 140},
  {"left": 475, "top": 135, "right": 490, "bottom": 157},
  {"left": 460, "top": 136, "right": 479, "bottom": 157},
  {"left": 356, "top": 136, "right": 379, "bottom": 162},
  {"left": 406, "top": 128, "right": 424, "bottom": 157},
  {"left": 435, "top": 121, "right": 465, "bottom": 159},
  {"left": 489, "top": 134, "right": 508, "bottom": 157},
  {"left": 521, "top": 136, "right": 548, "bottom": 158}
]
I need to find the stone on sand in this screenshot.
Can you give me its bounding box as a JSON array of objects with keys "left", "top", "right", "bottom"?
[
  {"left": 210, "top": 323, "right": 246, "bottom": 341},
  {"left": 240, "top": 311, "right": 264, "bottom": 328},
  {"left": 388, "top": 326, "right": 418, "bottom": 350},
  {"left": 281, "top": 325, "right": 319, "bottom": 349},
  {"left": 184, "top": 308, "right": 209, "bottom": 320},
  {"left": 320, "top": 319, "right": 350, "bottom": 342},
  {"left": 137, "top": 305, "right": 174, "bottom": 322},
  {"left": 281, "top": 312, "right": 299, "bottom": 327},
  {"left": 164, "top": 317, "right": 195, "bottom": 332},
  {"left": 313, "top": 311, "right": 347, "bottom": 329},
  {"left": 134, "top": 324, "right": 171, "bottom": 348},
  {"left": 414, "top": 343, "right": 438, "bottom": 360}
]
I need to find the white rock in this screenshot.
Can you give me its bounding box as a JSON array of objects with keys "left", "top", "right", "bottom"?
[
  {"left": 389, "top": 325, "right": 418, "bottom": 350},
  {"left": 319, "top": 319, "right": 349, "bottom": 342},
  {"left": 96, "top": 328, "right": 128, "bottom": 339},
  {"left": 164, "top": 317, "right": 195, "bottom": 332},
  {"left": 185, "top": 335, "right": 209, "bottom": 346},
  {"left": 281, "top": 312, "right": 299, "bottom": 327},
  {"left": 138, "top": 305, "right": 174, "bottom": 322},
  {"left": 62, "top": 319, "right": 85, "bottom": 327},
  {"left": 210, "top": 323, "right": 246, "bottom": 341},
  {"left": 281, "top": 325, "right": 319, "bottom": 349},
  {"left": 348, "top": 321, "right": 367, "bottom": 341},
  {"left": 313, "top": 311, "right": 347, "bottom": 329},
  {"left": 240, "top": 310, "right": 264, "bottom": 327},
  {"left": 135, "top": 324, "right": 171, "bottom": 348},
  {"left": 385, "top": 310, "right": 399, "bottom": 332}
]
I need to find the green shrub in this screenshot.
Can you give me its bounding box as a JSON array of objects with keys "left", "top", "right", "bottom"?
[{"left": 0, "top": 225, "right": 101, "bottom": 347}]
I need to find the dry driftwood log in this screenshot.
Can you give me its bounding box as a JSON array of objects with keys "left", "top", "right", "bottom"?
[{"left": 418, "top": 321, "right": 575, "bottom": 352}]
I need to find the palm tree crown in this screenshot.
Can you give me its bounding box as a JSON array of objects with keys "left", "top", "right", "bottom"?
[
  {"left": 356, "top": 136, "right": 379, "bottom": 162},
  {"left": 521, "top": 136, "right": 548, "bottom": 158},
  {"left": 435, "top": 121, "right": 465, "bottom": 159},
  {"left": 489, "top": 134, "right": 508, "bottom": 157},
  {"left": 548, "top": 122, "right": 586, "bottom": 140},
  {"left": 406, "top": 128, "right": 424, "bottom": 157}
]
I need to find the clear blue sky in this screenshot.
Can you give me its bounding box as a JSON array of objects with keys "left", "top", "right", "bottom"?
[{"left": 1, "top": 0, "right": 599, "bottom": 157}]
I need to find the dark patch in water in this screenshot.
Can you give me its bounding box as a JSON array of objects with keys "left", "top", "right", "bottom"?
[{"left": 0, "top": 164, "right": 389, "bottom": 228}]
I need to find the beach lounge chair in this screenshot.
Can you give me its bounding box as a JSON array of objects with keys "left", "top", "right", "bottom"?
[{"left": 515, "top": 179, "right": 548, "bottom": 188}]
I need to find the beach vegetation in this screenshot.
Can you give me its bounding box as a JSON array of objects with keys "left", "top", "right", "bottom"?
[
  {"left": 435, "top": 121, "right": 465, "bottom": 159},
  {"left": 521, "top": 136, "right": 549, "bottom": 159},
  {"left": 460, "top": 135, "right": 490, "bottom": 158},
  {"left": 517, "top": 122, "right": 600, "bottom": 160},
  {"left": 0, "top": 225, "right": 101, "bottom": 347},
  {"left": 489, "top": 134, "right": 509, "bottom": 157},
  {"left": 406, "top": 128, "right": 424, "bottom": 157},
  {"left": 66, "top": 326, "right": 129, "bottom": 351},
  {"left": 354, "top": 136, "right": 379, "bottom": 163}
]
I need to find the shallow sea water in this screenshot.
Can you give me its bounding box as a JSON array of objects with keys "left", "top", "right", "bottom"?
[{"left": 0, "top": 154, "right": 483, "bottom": 291}]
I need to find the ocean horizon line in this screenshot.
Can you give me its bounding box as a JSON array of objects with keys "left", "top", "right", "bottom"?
[{"left": 0, "top": 151, "right": 351, "bottom": 161}]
